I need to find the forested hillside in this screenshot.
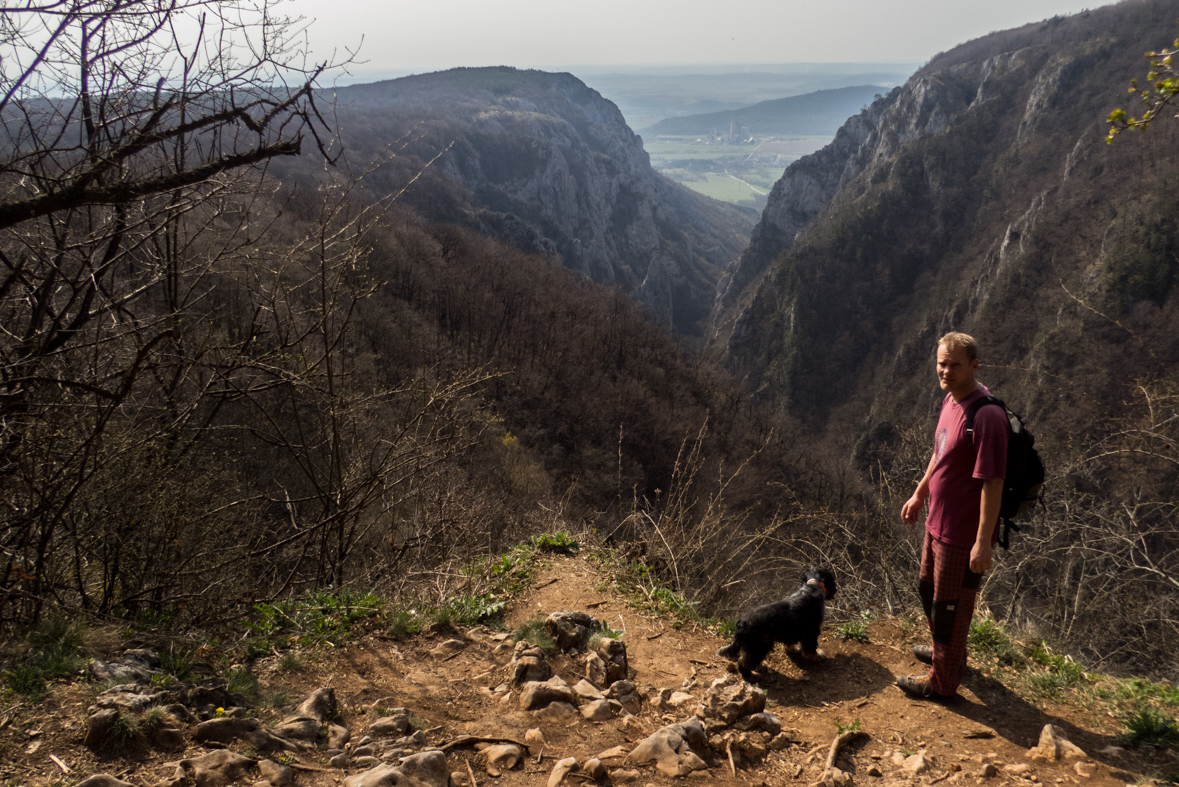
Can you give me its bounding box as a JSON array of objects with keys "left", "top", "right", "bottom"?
[
  {"left": 295, "top": 68, "right": 757, "bottom": 337},
  {"left": 717, "top": 0, "right": 1179, "bottom": 677}
]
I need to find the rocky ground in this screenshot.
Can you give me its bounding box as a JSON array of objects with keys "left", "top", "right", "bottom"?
[{"left": 2, "top": 555, "right": 1176, "bottom": 787}]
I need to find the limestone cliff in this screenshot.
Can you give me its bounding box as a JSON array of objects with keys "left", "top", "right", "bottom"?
[
  {"left": 329, "top": 68, "right": 756, "bottom": 337},
  {"left": 717, "top": 0, "right": 1179, "bottom": 446}
]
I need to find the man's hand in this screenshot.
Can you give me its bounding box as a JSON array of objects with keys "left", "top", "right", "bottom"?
[
  {"left": 969, "top": 540, "right": 993, "bottom": 573},
  {"left": 901, "top": 492, "right": 926, "bottom": 524}
]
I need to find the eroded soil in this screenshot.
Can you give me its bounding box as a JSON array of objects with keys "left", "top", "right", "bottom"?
[{"left": 2, "top": 555, "right": 1176, "bottom": 786}]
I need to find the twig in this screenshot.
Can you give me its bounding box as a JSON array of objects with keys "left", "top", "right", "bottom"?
[
  {"left": 645, "top": 632, "right": 664, "bottom": 641},
  {"left": 726, "top": 740, "right": 737, "bottom": 776},
  {"left": 48, "top": 755, "right": 71, "bottom": 774},
  {"left": 465, "top": 756, "right": 479, "bottom": 787},
  {"left": 536, "top": 578, "right": 560, "bottom": 589},
  {"left": 824, "top": 730, "right": 867, "bottom": 772},
  {"left": 536, "top": 745, "right": 544, "bottom": 764},
  {"left": 439, "top": 734, "right": 528, "bottom": 752},
  {"left": 586, "top": 600, "right": 608, "bottom": 608}
]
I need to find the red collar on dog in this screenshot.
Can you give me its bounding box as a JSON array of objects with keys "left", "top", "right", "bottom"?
[{"left": 806, "top": 578, "right": 826, "bottom": 595}]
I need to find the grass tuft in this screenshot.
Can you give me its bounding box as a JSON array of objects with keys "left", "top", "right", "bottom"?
[{"left": 514, "top": 614, "right": 556, "bottom": 656}]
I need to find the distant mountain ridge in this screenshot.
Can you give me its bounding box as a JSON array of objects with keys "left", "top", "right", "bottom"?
[
  {"left": 317, "top": 67, "right": 756, "bottom": 337},
  {"left": 641, "top": 85, "right": 886, "bottom": 136}
]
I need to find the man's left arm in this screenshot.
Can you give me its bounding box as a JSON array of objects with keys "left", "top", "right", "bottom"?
[{"left": 971, "top": 478, "right": 1003, "bottom": 573}]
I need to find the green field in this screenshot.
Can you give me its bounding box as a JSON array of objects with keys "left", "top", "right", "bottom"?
[
  {"left": 645, "top": 134, "right": 830, "bottom": 205},
  {"left": 679, "top": 173, "right": 767, "bottom": 205}
]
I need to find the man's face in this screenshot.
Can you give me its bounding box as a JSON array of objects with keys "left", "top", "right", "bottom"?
[{"left": 936, "top": 344, "right": 979, "bottom": 400}]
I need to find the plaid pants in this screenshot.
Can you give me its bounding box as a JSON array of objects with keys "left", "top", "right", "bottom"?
[{"left": 918, "top": 531, "right": 982, "bottom": 696}]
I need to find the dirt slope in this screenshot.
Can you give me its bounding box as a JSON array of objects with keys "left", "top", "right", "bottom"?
[{"left": 2, "top": 555, "right": 1174, "bottom": 786}]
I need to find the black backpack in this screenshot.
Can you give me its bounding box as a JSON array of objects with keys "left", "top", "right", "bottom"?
[{"left": 965, "top": 396, "right": 1045, "bottom": 550}]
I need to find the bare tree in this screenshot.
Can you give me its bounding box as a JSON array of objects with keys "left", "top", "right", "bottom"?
[{"left": 0, "top": 0, "right": 340, "bottom": 626}]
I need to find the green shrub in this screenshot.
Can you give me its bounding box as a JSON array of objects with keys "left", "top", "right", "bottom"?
[
  {"left": 444, "top": 593, "right": 507, "bottom": 626},
  {"left": 833, "top": 620, "right": 870, "bottom": 643},
  {"left": 529, "top": 530, "right": 579, "bottom": 555},
  {"left": 1119, "top": 707, "right": 1179, "bottom": 748},
  {"left": 5, "top": 665, "right": 47, "bottom": 697}
]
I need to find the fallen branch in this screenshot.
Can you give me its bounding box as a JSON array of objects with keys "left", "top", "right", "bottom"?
[
  {"left": 726, "top": 740, "right": 737, "bottom": 776},
  {"left": 439, "top": 734, "right": 528, "bottom": 752},
  {"left": 824, "top": 730, "right": 868, "bottom": 772},
  {"left": 465, "top": 757, "right": 479, "bottom": 787}
]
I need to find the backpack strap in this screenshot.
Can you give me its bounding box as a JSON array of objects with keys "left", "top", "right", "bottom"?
[
  {"left": 965, "top": 394, "right": 1014, "bottom": 550},
  {"left": 997, "top": 517, "right": 1021, "bottom": 550},
  {"left": 964, "top": 395, "right": 1005, "bottom": 445}
]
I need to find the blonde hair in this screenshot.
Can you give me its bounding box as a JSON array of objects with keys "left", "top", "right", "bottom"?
[{"left": 938, "top": 332, "right": 978, "bottom": 363}]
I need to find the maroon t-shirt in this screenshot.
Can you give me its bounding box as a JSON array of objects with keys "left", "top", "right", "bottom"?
[{"left": 926, "top": 386, "right": 1009, "bottom": 548}]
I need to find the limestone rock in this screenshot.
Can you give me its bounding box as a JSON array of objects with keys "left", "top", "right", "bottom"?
[
  {"left": 596, "top": 745, "right": 627, "bottom": 760},
  {"left": 574, "top": 679, "right": 605, "bottom": 701},
  {"left": 734, "top": 711, "right": 781, "bottom": 735},
  {"left": 548, "top": 756, "right": 578, "bottom": 787},
  {"left": 274, "top": 686, "right": 336, "bottom": 743},
  {"left": 525, "top": 728, "right": 546, "bottom": 755},
  {"left": 91, "top": 685, "right": 168, "bottom": 713},
  {"left": 903, "top": 750, "right": 931, "bottom": 774},
  {"left": 194, "top": 717, "right": 296, "bottom": 753},
  {"left": 593, "top": 637, "right": 628, "bottom": 684},
  {"left": 157, "top": 750, "right": 256, "bottom": 787},
  {"left": 581, "top": 699, "right": 613, "bottom": 721},
  {"left": 583, "top": 758, "right": 607, "bottom": 780},
  {"left": 88, "top": 659, "right": 153, "bottom": 685},
  {"left": 482, "top": 744, "right": 522, "bottom": 775},
  {"left": 545, "top": 611, "right": 599, "bottom": 651},
  {"left": 610, "top": 769, "right": 641, "bottom": 783},
  {"left": 327, "top": 723, "right": 350, "bottom": 749},
  {"left": 79, "top": 776, "right": 134, "bottom": 787},
  {"left": 1026, "top": 724, "right": 1087, "bottom": 761},
  {"left": 813, "top": 766, "right": 854, "bottom": 787},
  {"left": 624, "top": 718, "right": 710, "bottom": 777},
  {"left": 429, "top": 639, "right": 467, "bottom": 658},
  {"left": 606, "top": 679, "right": 641, "bottom": 716},
  {"left": 700, "top": 674, "right": 766, "bottom": 726},
  {"left": 330, "top": 753, "right": 349, "bottom": 768},
  {"left": 257, "top": 760, "right": 293, "bottom": 787},
  {"left": 519, "top": 676, "right": 575, "bottom": 710},
  {"left": 370, "top": 708, "right": 411, "bottom": 737},
  {"left": 84, "top": 709, "right": 119, "bottom": 747},
  {"left": 536, "top": 701, "right": 579, "bottom": 724},
  {"left": 509, "top": 641, "right": 553, "bottom": 687},
  {"left": 342, "top": 751, "right": 451, "bottom": 787},
  {"left": 585, "top": 652, "right": 608, "bottom": 688}
]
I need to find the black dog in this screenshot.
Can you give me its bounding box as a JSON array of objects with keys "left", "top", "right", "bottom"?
[{"left": 716, "top": 566, "right": 837, "bottom": 679}]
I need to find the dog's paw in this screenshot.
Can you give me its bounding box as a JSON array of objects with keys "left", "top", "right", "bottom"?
[
  {"left": 785, "top": 643, "right": 801, "bottom": 654},
  {"left": 716, "top": 644, "right": 739, "bottom": 659},
  {"left": 801, "top": 648, "right": 826, "bottom": 661}
]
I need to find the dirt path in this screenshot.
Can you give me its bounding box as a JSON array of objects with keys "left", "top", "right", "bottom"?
[{"left": 1, "top": 554, "right": 1173, "bottom": 786}]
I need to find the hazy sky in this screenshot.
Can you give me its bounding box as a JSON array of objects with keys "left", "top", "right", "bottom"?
[{"left": 286, "top": 0, "right": 1115, "bottom": 76}]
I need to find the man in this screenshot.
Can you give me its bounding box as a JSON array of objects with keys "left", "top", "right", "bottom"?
[{"left": 898, "top": 332, "right": 1007, "bottom": 699}]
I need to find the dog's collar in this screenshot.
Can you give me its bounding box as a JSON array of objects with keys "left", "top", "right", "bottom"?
[{"left": 806, "top": 578, "right": 827, "bottom": 595}]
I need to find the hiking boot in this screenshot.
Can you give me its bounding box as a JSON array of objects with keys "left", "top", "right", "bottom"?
[
  {"left": 896, "top": 674, "right": 957, "bottom": 701},
  {"left": 912, "top": 644, "right": 933, "bottom": 664},
  {"left": 896, "top": 674, "right": 935, "bottom": 698}
]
